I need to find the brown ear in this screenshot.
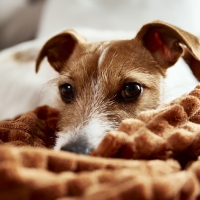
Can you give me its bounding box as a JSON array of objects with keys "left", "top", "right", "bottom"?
[
  {"left": 35, "top": 30, "right": 86, "bottom": 73},
  {"left": 136, "top": 20, "right": 200, "bottom": 69}
]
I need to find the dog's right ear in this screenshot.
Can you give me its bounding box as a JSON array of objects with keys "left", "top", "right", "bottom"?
[
  {"left": 136, "top": 21, "right": 200, "bottom": 70},
  {"left": 35, "top": 30, "right": 86, "bottom": 73}
]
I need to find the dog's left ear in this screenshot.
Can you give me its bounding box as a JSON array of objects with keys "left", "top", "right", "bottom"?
[
  {"left": 136, "top": 20, "right": 200, "bottom": 69},
  {"left": 35, "top": 30, "right": 86, "bottom": 73}
]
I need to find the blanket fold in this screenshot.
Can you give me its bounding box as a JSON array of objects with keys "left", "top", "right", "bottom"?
[
  {"left": 91, "top": 85, "right": 200, "bottom": 168},
  {"left": 1, "top": 85, "right": 200, "bottom": 199},
  {"left": 0, "top": 105, "right": 59, "bottom": 148}
]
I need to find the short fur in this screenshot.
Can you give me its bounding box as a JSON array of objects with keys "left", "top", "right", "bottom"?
[{"left": 36, "top": 21, "right": 200, "bottom": 153}]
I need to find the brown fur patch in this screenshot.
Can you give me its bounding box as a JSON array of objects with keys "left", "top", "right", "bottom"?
[
  {"left": 55, "top": 39, "right": 163, "bottom": 131},
  {"left": 13, "top": 48, "right": 38, "bottom": 63}
]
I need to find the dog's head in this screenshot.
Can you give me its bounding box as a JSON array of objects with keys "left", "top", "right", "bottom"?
[{"left": 36, "top": 21, "right": 200, "bottom": 154}]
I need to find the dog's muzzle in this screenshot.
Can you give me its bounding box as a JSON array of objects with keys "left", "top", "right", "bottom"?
[{"left": 60, "top": 136, "right": 93, "bottom": 155}]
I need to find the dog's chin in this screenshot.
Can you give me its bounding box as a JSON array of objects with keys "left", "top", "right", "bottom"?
[{"left": 54, "top": 118, "right": 118, "bottom": 154}]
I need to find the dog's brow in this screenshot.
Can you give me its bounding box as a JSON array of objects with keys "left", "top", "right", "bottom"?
[
  {"left": 55, "top": 73, "right": 74, "bottom": 85},
  {"left": 107, "top": 48, "right": 119, "bottom": 68},
  {"left": 80, "top": 55, "right": 93, "bottom": 81},
  {"left": 123, "top": 69, "right": 159, "bottom": 89},
  {"left": 103, "top": 48, "right": 120, "bottom": 81},
  {"left": 118, "top": 50, "right": 134, "bottom": 76}
]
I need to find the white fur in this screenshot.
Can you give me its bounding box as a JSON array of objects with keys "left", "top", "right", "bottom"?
[
  {"left": 97, "top": 45, "right": 110, "bottom": 68},
  {"left": 54, "top": 116, "right": 115, "bottom": 151}
]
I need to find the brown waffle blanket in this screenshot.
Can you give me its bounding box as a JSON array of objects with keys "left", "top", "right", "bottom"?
[{"left": 1, "top": 85, "right": 200, "bottom": 200}]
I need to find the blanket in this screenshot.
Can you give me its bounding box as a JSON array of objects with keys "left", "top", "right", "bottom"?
[{"left": 1, "top": 85, "right": 200, "bottom": 200}]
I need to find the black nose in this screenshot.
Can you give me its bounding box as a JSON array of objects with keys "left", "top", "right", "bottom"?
[{"left": 60, "top": 138, "right": 92, "bottom": 155}]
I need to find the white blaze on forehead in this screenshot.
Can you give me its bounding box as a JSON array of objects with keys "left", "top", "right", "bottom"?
[
  {"left": 54, "top": 49, "right": 118, "bottom": 151},
  {"left": 54, "top": 115, "right": 117, "bottom": 151},
  {"left": 97, "top": 44, "right": 110, "bottom": 68}
]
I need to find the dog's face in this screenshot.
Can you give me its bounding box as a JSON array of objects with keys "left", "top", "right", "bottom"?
[{"left": 36, "top": 21, "right": 200, "bottom": 154}]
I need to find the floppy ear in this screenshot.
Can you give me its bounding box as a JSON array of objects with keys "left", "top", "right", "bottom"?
[
  {"left": 35, "top": 30, "right": 86, "bottom": 73},
  {"left": 136, "top": 20, "right": 200, "bottom": 69}
]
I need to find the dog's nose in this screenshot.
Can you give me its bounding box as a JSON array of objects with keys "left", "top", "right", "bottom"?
[{"left": 60, "top": 141, "right": 92, "bottom": 155}]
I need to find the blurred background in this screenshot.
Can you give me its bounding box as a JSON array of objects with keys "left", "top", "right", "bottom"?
[{"left": 0, "top": 0, "right": 200, "bottom": 50}]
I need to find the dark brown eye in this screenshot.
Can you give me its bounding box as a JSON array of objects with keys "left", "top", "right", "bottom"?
[
  {"left": 121, "top": 82, "right": 142, "bottom": 101},
  {"left": 59, "top": 83, "right": 74, "bottom": 103}
]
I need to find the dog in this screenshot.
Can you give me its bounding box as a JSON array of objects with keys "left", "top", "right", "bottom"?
[{"left": 35, "top": 21, "right": 200, "bottom": 154}]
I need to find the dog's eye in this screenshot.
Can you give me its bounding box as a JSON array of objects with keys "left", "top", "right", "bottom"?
[
  {"left": 59, "top": 83, "right": 74, "bottom": 103},
  {"left": 121, "top": 82, "right": 142, "bottom": 101}
]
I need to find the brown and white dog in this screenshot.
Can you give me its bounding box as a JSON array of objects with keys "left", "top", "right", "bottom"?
[
  {"left": 0, "top": 21, "right": 199, "bottom": 154},
  {"left": 34, "top": 21, "right": 200, "bottom": 154}
]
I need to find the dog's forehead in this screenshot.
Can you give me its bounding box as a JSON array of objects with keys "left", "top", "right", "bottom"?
[
  {"left": 74, "top": 39, "right": 157, "bottom": 73},
  {"left": 60, "top": 39, "right": 161, "bottom": 90},
  {"left": 67, "top": 39, "right": 142, "bottom": 72}
]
